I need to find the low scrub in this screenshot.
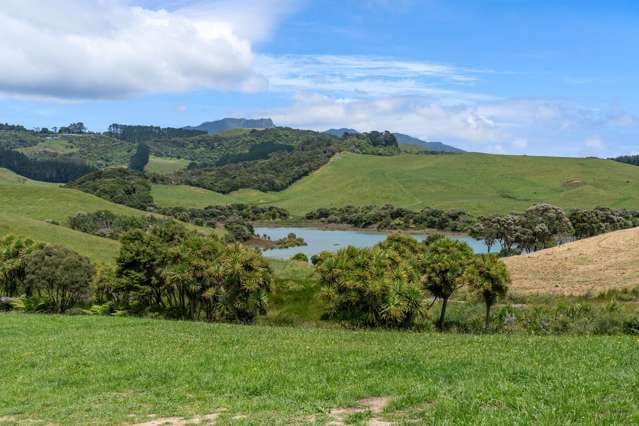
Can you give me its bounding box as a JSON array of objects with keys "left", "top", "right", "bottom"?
[{"left": 66, "top": 168, "right": 154, "bottom": 210}]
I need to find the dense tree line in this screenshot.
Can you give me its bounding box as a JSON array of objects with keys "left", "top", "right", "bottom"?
[
  {"left": 107, "top": 124, "right": 206, "bottom": 142},
  {"left": 58, "top": 122, "right": 87, "bottom": 134},
  {"left": 1, "top": 225, "right": 273, "bottom": 322},
  {"left": 305, "top": 205, "right": 473, "bottom": 232},
  {"left": 158, "top": 204, "right": 289, "bottom": 242},
  {"left": 158, "top": 204, "right": 290, "bottom": 225},
  {"left": 612, "top": 155, "right": 639, "bottom": 166},
  {"left": 316, "top": 234, "right": 511, "bottom": 330},
  {"left": 215, "top": 142, "right": 294, "bottom": 166},
  {"left": 68, "top": 211, "right": 170, "bottom": 240},
  {"left": 146, "top": 127, "right": 338, "bottom": 164},
  {"left": 471, "top": 204, "right": 639, "bottom": 255},
  {"left": 0, "top": 149, "right": 96, "bottom": 182},
  {"left": 128, "top": 143, "right": 150, "bottom": 172},
  {"left": 340, "top": 131, "right": 400, "bottom": 156},
  {"left": 179, "top": 138, "right": 340, "bottom": 193},
  {"left": 0, "top": 123, "right": 27, "bottom": 131},
  {"left": 66, "top": 168, "right": 154, "bottom": 209}
]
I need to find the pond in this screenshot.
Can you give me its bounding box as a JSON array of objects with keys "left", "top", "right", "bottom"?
[{"left": 255, "top": 226, "right": 498, "bottom": 260}]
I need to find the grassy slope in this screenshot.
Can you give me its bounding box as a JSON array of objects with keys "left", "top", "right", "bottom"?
[
  {"left": 506, "top": 226, "right": 639, "bottom": 296},
  {"left": 2, "top": 314, "right": 638, "bottom": 424},
  {"left": 152, "top": 153, "right": 639, "bottom": 216},
  {"left": 17, "top": 138, "right": 79, "bottom": 155},
  {"left": 145, "top": 156, "right": 190, "bottom": 175},
  {"left": 0, "top": 168, "right": 187, "bottom": 263},
  {"left": 0, "top": 170, "right": 144, "bottom": 262}
]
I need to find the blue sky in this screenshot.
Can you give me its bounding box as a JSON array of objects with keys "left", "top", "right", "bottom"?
[{"left": 0, "top": 0, "right": 638, "bottom": 156}]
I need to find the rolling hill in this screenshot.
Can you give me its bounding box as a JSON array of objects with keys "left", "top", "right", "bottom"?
[
  {"left": 505, "top": 226, "right": 639, "bottom": 296},
  {"left": 152, "top": 152, "right": 639, "bottom": 216},
  {"left": 0, "top": 168, "right": 209, "bottom": 263}
]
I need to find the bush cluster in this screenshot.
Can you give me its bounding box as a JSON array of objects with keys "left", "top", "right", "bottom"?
[
  {"left": 305, "top": 204, "right": 473, "bottom": 232},
  {"left": 0, "top": 224, "right": 273, "bottom": 323},
  {"left": 471, "top": 204, "right": 639, "bottom": 255},
  {"left": 66, "top": 168, "right": 155, "bottom": 210},
  {"left": 316, "top": 234, "right": 510, "bottom": 329},
  {"left": 158, "top": 204, "right": 290, "bottom": 242},
  {"left": 68, "top": 210, "right": 171, "bottom": 239}
]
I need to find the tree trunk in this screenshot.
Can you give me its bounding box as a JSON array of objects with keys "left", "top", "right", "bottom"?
[
  {"left": 437, "top": 297, "right": 448, "bottom": 330},
  {"left": 484, "top": 303, "right": 491, "bottom": 330}
]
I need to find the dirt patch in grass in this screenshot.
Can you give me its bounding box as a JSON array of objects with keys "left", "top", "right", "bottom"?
[
  {"left": 131, "top": 411, "right": 224, "bottom": 426},
  {"left": 316, "top": 397, "right": 393, "bottom": 425},
  {"left": 505, "top": 227, "right": 639, "bottom": 296}
]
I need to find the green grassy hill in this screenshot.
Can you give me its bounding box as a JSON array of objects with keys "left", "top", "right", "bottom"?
[
  {"left": 0, "top": 168, "right": 214, "bottom": 263},
  {"left": 0, "top": 168, "right": 154, "bottom": 262},
  {"left": 145, "top": 156, "right": 190, "bottom": 175},
  {"left": 2, "top": 315, "right": 638, "bottom": 424},
  {"left": 153, "top": 152, "right": 639, "bottom": 216}
]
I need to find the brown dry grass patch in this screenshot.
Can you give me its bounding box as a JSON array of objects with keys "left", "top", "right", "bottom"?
[{"left": 504, "top": 227, "right": 639, "bottom": 296}]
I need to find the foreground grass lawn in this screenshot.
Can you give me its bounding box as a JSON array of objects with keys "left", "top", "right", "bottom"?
[{"left": 1, "top": 315, "right": 638, "bottom": 425}]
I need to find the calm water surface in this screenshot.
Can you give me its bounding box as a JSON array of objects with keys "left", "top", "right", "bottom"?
[{"left": 256, "top": 227, "right": 498, "bottom": 260}]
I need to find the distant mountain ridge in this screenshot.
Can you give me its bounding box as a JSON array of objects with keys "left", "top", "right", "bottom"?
[
  {"left": 324, "top": 128, "right": 463, "bottom": 153},
  {"left": 185, "top": 118, "right": 275, "bottom": 134},
  {"left": 393, "top": 133, "right": 464, "bottom": 153}
]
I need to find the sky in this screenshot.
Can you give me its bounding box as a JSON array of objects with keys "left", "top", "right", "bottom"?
[{"left": 0, "top": 0, "right": 638, "bottom": 156}]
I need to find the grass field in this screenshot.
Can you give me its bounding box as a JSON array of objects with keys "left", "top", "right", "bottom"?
[
  {"left": 145, "top": 156, "right": 190, "bottom": 175},
  {"left": 506, "top": 226, "right": 639, "bottom": 296},
  {"left": 17, "top": 138, "right": 78, "bottom": 156},
  {"left": 1, "top": 314, "right": 638, "bottom": 425},
  {"left": 152, "top": 152, "right": 639, "bottom": 216}
]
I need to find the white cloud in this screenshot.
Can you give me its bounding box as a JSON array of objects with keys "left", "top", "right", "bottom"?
[
  {"left": 584, "top": 137, "right": 605, "bottom": 151},
  {"left": 267, "top": 93, "right": 639, "bottom": 156},
  {"left": 256, "top": 54, "right": 492, "bottom": 102},
  {"left": 270, "top": 93, "right": 504, "bottom": 144},
  {"left": 0, "top": 0, "right": 295, "bottom": 100},
  {"left": 512, "top": 138, "right": 528, "bottom": 149}
]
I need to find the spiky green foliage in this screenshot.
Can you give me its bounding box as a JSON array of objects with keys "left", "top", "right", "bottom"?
[
  {"left": 465, "top": 254, "right": 511, "bottom": 329},
  {"left": 317, "top": 242, "right": 426, "bottom": 328},
  {"left": 420, "top": 239, "right": 475, "bottom": 329},
  {"left": 116, "top": 222, "right": 272, "bottom": 322}
]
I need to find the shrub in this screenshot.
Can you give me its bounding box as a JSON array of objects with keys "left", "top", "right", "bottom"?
[
  {"left": 317, "top": 244, "right": 425, "bottom": 328},
  {"left": 67, "top": 168, "right": 154, "bottom": 209},
  {"left": 291, "top": 253, "right": 309, "bottom": 262},
  {"left": 24, "top": 245, "right": 95, "bottom": 313},
  {"left": 0, "top": 235, "right": 45, "bottom": 297},
  {"left": 116, "top": 223, "right": 272, "bottom": 322}
]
